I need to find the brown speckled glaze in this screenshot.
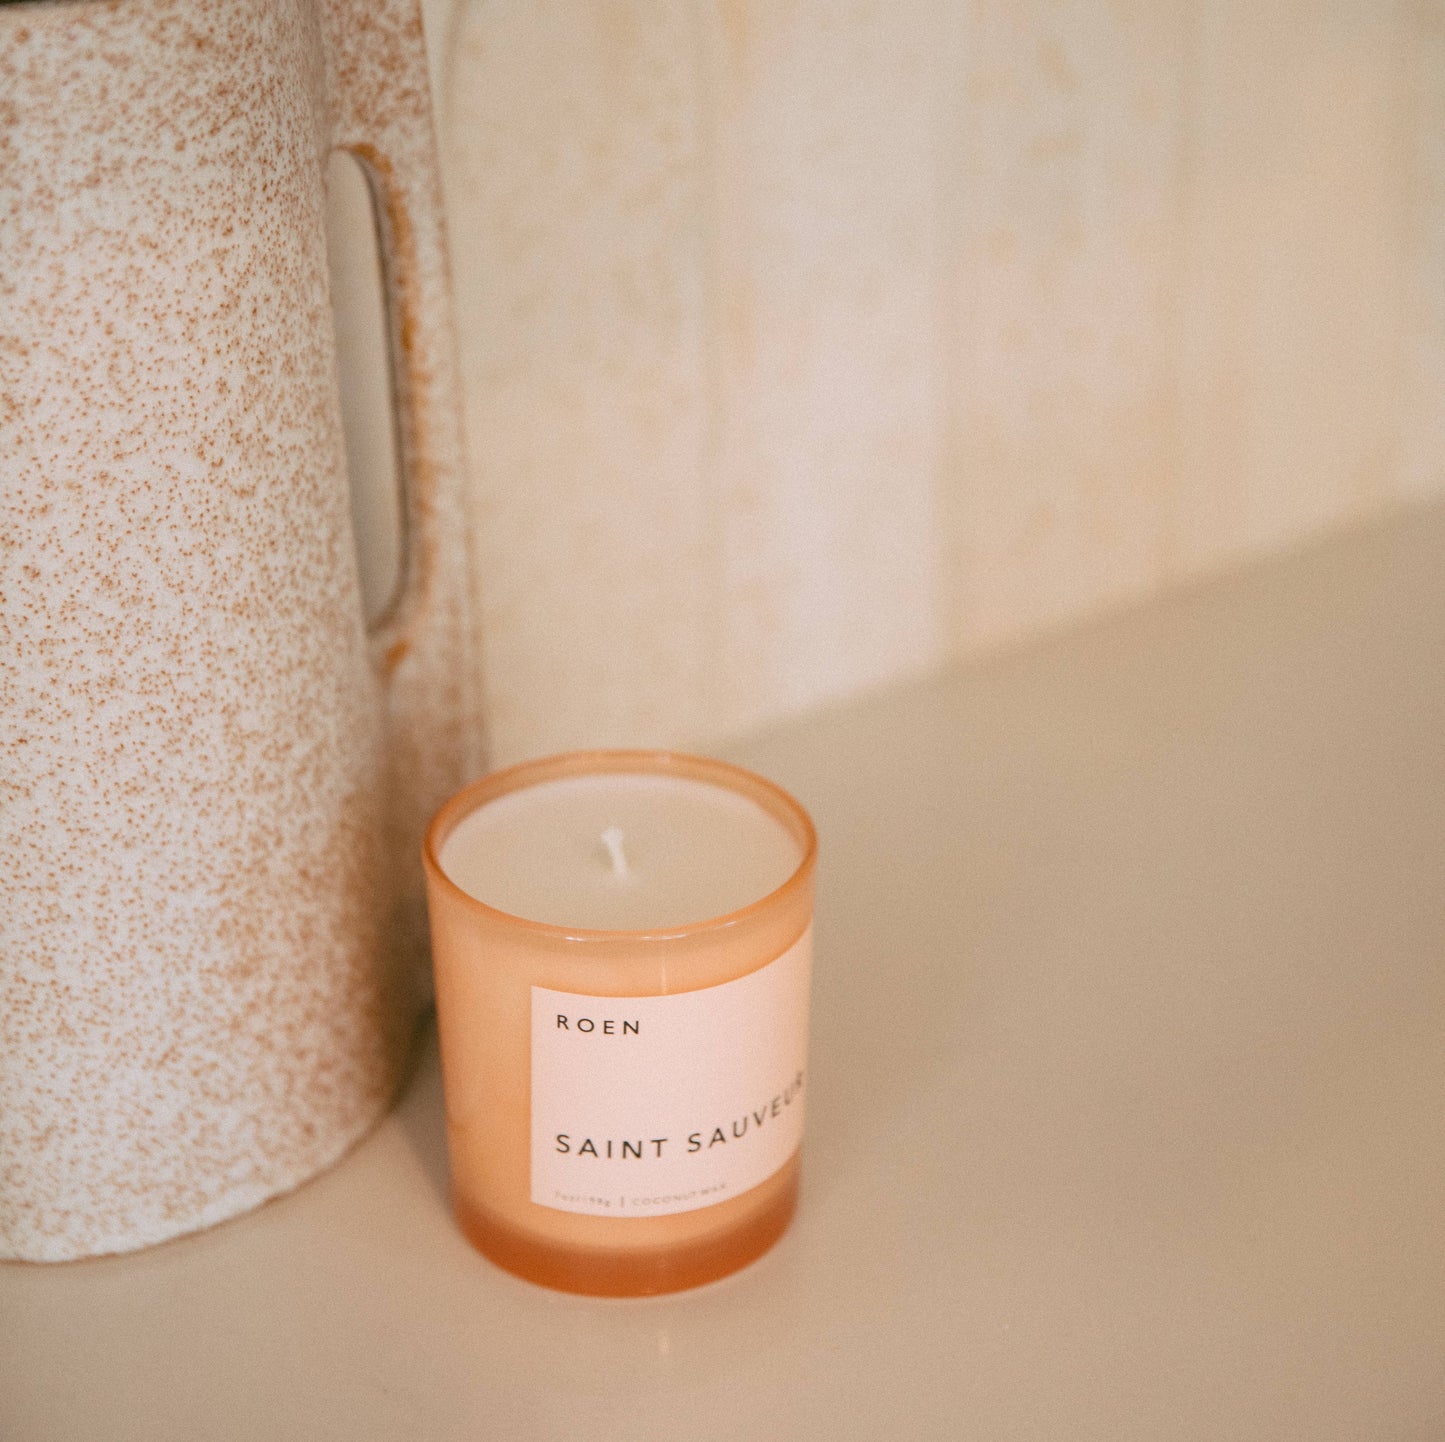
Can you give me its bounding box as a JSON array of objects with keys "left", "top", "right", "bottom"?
[{"left": 0, "top": 0, "right": 481, "bottom": 1261}]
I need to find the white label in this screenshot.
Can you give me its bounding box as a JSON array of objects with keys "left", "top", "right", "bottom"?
[{"left": 530, "top": 927, "right": 812, "bottom": 1217}]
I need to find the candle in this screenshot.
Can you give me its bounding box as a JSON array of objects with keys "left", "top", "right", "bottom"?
[{"left": 423, "top": 751, "right": 816, "bottom": 1296}]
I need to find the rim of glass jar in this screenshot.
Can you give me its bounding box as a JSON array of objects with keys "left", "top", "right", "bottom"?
[{"left": 421, "top": 750, "right": 818, "bottom": 945}]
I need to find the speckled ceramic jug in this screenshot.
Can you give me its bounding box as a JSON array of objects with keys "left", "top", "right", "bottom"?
[{"left": 0, "top": 0, "right": 480, "bottom": 1261}]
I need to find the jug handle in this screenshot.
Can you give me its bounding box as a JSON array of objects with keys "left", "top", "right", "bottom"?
[{"left": 319, "top": 0, "right": 465, "bottom": 683}]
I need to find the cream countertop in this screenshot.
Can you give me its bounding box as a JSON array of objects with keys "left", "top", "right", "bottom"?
[{"left": 3, "top": 504, "right": 1443, "bottom": 1440}]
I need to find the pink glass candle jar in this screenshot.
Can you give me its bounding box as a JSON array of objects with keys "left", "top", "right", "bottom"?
[{"left": 422, "top": 751, "right": 816, "bottom": 1296}]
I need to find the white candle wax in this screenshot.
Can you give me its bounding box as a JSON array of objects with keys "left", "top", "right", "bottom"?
[{"left": 438, "top": 772, "right": 803, "bottom": 931}]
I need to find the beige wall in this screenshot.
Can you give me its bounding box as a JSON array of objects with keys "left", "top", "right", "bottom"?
[{"left": 331, "top": 0, "right": 1445, "bottom": 768}]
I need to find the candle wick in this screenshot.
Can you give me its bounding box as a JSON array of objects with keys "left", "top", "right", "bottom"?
[{"left": 600, "top": 825, "right": 630, "bottom": 879}]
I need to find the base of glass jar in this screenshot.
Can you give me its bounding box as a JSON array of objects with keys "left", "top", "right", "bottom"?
[{"left": 454, "top": 1169, "right": 800, "bottom": 1297}]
